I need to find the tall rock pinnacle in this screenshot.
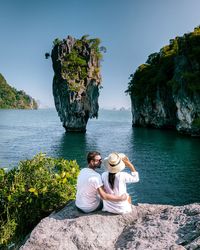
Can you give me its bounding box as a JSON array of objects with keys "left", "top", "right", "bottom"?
[{"left": 51, "top": 35, "right": 104, "bottom": 132}]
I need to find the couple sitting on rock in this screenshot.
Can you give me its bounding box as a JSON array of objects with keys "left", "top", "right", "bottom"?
[{"left": 75, "top": 151, "right": 139, "bottom": 214}]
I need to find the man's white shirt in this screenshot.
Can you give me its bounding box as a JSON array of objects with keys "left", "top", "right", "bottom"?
[{"left": 75, "top": 168, "right": 103, "bottom": 213}]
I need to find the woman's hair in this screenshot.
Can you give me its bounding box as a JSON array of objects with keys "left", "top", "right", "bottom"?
[{"left": 108, "top": 172, "right": 116, "bottom": 190}]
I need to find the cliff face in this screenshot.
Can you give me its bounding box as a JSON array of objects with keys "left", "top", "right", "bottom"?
[
  {"left": 127, "top": 27, "right": 200, "bottom": 136},
  {"left": 21, "top": 202, "right": 200, "bottom": 250},
  {"left": 0, "top": 73, "right": 38, "bottom": 109},
  {"left": 51, "top": 35, "right": 103, "bottom": 132}
]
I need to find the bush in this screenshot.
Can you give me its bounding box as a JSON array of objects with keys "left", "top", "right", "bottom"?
[{"left": 0, "top": 153, "right": 80, "bottom": 248}]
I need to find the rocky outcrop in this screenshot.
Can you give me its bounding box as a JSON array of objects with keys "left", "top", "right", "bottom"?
[
  {"left": 51, "top": 35, "right": 102, "bottom": 132},
  {"left": 21, "top": 202, "right": 200, "bottom": 250},
  {"left": 173, "top": 56, "right": 200, "bottom": 135},
  {"left": 127, "top": 27, "right": 200, "bottom": 136}
]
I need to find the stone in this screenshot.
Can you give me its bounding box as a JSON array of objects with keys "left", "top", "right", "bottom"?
[{"left": 20, "top": 202, "right": 200, "bottom": 250}]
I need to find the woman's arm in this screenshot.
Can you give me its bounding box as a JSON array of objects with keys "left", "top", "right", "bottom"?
[
  {"left": 122, "top": 157, "right": 139, "bottom": 183},
  {"left": 97, "top": 186, "right": 127, "bottom": 201}
]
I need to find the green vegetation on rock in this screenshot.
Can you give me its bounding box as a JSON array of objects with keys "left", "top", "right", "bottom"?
[
  {"left": 126, "top": 26, "right": 200, "bottom": 99},
  {"left": 52, "top": 35, "right": 106, "bottom": 92},
  {"left": 0, "top": 73, "right": 38, "bottom": 109},
  {"left": 0, "top": 153, "right": 80, "bottom": 248}
]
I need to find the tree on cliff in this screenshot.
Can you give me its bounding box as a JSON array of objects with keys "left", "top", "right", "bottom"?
[
  {"left": 0, "top": 73, "right": 38, "bottom": 109},
  {"left": 126, "top": 26, "right": 200, "bottom": 99}
]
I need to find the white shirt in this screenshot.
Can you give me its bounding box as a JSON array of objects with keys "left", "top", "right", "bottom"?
[
  {"left": 75, "top": 168, "right": 103, "bottom": 213},
  {"left": 101, "top": 171, "right": 139, "bottom": 214}
]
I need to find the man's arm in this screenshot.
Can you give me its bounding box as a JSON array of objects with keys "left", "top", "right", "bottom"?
[{"left": 97, "top": 186, "right": 127, "bottom": 201}]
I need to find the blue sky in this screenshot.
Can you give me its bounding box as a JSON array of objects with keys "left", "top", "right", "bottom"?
[{"left": 0, "top": 0, "right": 200, "bottom": 109}]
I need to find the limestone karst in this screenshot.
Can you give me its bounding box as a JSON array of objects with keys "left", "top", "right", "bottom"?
[
  {"left": 127, "top": 26, "right": 200, "bottom": 136},
  {"left": 51, "top": 35, "right": 104, "bottom": 132}
]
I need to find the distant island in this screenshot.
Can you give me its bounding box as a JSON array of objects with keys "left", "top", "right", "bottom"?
[
  {"left": 0, "top": 73, "right": 38, "bottom": 109},
  {"left": 127, "top": 26, "right": 200, "bottom": 136}
]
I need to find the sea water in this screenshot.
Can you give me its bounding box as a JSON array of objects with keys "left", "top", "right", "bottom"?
[{"left": 0, "top": 108, "right": 199, "bottom": 205}]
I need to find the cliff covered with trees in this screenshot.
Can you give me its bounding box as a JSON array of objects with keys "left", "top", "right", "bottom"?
[
  {"left": 127, "top": 26, "right": 200, "bottom": 136},
  {"left": 0, "top": 73, "right": 38, "bottom": 109},
  {"left": 50, "top": 35, "right": 105, "bottom": 132}
]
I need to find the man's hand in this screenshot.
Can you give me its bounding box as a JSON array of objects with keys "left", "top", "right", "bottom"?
[
  {"left": 120, "top": 193, "right": 128, "bottom": 201},
  {"left": 98, "top": 187, "right": 128, "bottom": 202}
]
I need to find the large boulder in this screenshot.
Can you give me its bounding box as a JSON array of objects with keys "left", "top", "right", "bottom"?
[
  {"left": 21, "top": 202, "right": 200, "bottom": 249},
  {"left": 51, "top": 35, "right": 103, "bottom": 132}
]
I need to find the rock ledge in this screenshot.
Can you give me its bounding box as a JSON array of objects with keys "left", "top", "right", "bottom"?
[{"left": 21, "top": 202, "right": 200, "bottom": 250}]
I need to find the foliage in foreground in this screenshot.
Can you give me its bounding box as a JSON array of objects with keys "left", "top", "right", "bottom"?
[{"left": 0, "top": 153, "right": 80, "bottom": 248}]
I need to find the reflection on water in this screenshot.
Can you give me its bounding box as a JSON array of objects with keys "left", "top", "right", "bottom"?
[
  {"left": 54, "top": 133, "right": 88, "bottom": 168},
  {"left": 128, "top": 127, "right": 200, "bottom": 205}
]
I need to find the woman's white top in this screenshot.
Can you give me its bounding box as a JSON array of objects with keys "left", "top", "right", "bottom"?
[{"left": 101, "top": 171, "right": 139, "bottom": 214}]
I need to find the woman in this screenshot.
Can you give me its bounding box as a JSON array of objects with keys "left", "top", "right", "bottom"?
[{"left": 102, "top": 152, "right": 139, "bottom": 214}]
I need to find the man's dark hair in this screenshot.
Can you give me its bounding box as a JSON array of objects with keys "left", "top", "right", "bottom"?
[{"left": 87, "top": 151, "right": 101, "bottom": 164}]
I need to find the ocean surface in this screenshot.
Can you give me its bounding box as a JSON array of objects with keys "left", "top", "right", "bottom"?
[{"left": 0, "top": 109, "right": 199, "bottom": 206}]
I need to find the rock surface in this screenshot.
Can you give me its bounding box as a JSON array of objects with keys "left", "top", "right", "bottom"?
[
  {"left": 21, "top": 202, "right": 200, "bottom": 250},
  {"left": 51, "top": 35, "right": 102, "bottom": 132}
]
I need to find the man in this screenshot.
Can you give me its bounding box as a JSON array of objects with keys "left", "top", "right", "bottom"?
[{"left": 75, "top": 151, "right": 127, "bottom": 213}]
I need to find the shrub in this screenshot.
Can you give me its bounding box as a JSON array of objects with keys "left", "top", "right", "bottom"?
[{"left": 0, "top": 153, "right": 80, "bottom": 248}]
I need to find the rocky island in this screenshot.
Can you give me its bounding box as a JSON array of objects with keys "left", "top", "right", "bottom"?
[
  {"left": 21, "top": 201, "right": 200, "bottom": 250},
  {"left": 50, "top": 35, "right": 105, "bottom": 132},
  {"left": 0, "top": 73, "right": 38, "bottom": 109},
  {"left": 127, "top": 26, "right": 200, "bottom": 136}
]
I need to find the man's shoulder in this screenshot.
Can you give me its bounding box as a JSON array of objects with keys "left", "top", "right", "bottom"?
[
  {"left": 80, "top": 168, "right": 100, "bottom": 177},
  {"left": 91, "top": 170, "right": 101, "bottom": 178},
  {"left": 80, "top": 167, "right": 88, "bottom": 173}
]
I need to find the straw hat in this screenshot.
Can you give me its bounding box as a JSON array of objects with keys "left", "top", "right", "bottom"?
[{"left": 103, "top": 152, "right": 126, "bottom": 173}]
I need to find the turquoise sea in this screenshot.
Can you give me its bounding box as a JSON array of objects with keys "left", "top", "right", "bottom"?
[{"left": 0, "top": 109, "right": 199, "bottom": 205}]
